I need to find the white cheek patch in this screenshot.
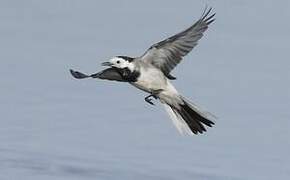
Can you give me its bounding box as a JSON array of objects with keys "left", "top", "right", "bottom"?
[
  {"left": 110, "top": 57, "right": 135, "bottom": 71},
  {"left": 127, "top": 62, "right": 135, "bottom": 71}
]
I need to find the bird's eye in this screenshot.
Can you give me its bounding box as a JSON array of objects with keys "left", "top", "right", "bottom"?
[{"left": 116, "top": 61, "right": 120, "bottom": 64}]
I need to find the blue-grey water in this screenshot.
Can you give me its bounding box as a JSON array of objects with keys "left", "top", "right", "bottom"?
[{"left": 1, "top": 0, "right": 290, "bottom": 179}]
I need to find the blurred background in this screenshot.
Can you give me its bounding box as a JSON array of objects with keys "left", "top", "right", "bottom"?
[{"left": 0, "top": 0, "right": 289, "bottom": 179}]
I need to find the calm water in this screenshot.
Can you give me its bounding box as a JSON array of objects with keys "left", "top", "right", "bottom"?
[{"left": 1, "top": 1, "right": 289, "bottom": 179}]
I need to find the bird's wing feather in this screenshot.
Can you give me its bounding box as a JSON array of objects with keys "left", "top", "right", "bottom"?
[
  {"left": 70, "top": 68, "right": 126, "bottom": 82},
  {"left": 140, "top": 7, "right": 215, "bottom": 76},
  {"left": 91, "top": 68, "right": 126, "bottom": 82}
]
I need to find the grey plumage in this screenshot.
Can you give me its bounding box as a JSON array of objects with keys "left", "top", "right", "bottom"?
[
  {"left": 140, "top": 8, "right": 215, "bottom": 79},
  {"left": 70, "top": 68, "right": 126, "bottom": 82}
]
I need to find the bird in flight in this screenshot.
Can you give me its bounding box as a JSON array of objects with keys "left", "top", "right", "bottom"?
[{"left": 70, "top": 7, "right": 216, "bottom": 135}]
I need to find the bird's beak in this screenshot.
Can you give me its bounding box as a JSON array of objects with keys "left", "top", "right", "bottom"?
[{"left": 101, "top": 62, "right": 113, "bottom": 66}]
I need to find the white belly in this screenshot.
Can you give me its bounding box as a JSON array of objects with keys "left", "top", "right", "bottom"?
[{"left": 131, "top": 67, "right": 167, "bottom": 93}]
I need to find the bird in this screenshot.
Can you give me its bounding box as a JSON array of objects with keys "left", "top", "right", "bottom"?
[{"left": 70, "top": 7, "right": 216, "bottom": 135}]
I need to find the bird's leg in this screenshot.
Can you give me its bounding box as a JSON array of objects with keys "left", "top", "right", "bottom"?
[{"left": 144, "top": 94, "right": 158, "bottom": 106}]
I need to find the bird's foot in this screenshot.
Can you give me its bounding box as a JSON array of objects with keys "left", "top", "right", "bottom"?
[{"left": 145, "top": 94, "right": 157, "bottom": 106}]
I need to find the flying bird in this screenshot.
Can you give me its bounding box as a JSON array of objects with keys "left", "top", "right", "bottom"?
[{"left": 70, "top": 8, "right": 216, "bottom": 135}]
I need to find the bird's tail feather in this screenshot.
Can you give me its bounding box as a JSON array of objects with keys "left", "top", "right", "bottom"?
[
  {"left": 163, "top": 103, "right": 193, "bottom": 135},
  {"left": 162, "top": 96, "right": 216, "bottom": 135}
]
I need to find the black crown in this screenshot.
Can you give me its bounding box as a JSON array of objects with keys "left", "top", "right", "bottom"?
[{"left": 117, "top": 56, "right": 134, "bottom": 62}]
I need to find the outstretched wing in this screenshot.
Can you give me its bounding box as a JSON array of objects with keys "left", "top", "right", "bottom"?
[
  {"left": 140, "top": 8, "right": 215, "bottom": 78},
  {"left": 70, "top": 68, "right": 127, "bottom": 82}
]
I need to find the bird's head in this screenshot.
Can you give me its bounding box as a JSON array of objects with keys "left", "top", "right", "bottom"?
[{"left": 102, "top": 56, "right": 135, "bottom": 70}]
